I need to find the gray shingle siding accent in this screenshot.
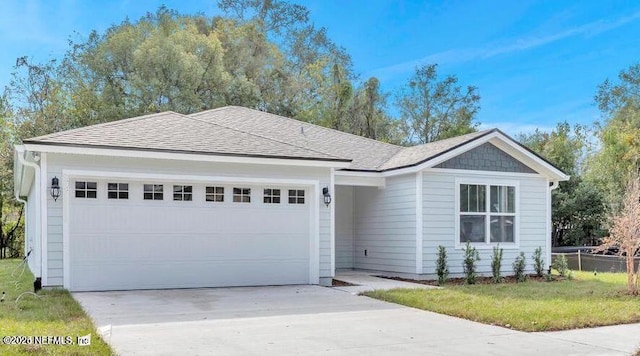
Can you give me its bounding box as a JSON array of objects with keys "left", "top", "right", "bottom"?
[{"left": 434, "top": 143, "right": 536, "bottom": 173}]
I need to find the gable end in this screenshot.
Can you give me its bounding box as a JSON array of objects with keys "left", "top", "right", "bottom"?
[{"left": 434, "top": 142, "right": 536, "bottom": 174}]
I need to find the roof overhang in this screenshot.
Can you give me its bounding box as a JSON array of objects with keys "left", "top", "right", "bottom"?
[
  {"left": 22, "top": 143, "right": 352, "bottom": 169},
  {"left": 335, "top": 171, "right": 386, "bottom": 187},
  {"left": 14, "top": 145, "right": 37, "bottom": 197},
  {"left": 337, "top": 130, "right": 570, "bottom": 182}
]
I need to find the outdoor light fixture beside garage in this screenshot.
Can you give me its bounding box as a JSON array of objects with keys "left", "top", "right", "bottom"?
[
  {"left": 50, "top": 176, "right": 61, "bottom": 201},
  {"left": 322, "top": 187, "right": 331, "bottom": 207}
]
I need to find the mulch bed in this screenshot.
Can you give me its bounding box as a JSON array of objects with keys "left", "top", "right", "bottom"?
[{"left": 376, "top": 274, "right": 556, "bottom": 286}]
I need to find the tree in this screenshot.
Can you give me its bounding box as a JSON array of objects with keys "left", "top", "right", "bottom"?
[
  {"left": 586, "top": 106, "right": 640, "bottom": 210},
  {"left": 396, "top": 64, "right": 480, "bottom": 144},
  {"left": 217, "top": 0, "right": 309, "bottom": 35},
  {"left": 0, "top": 95, "right": 24, "bottom": 258},
  {"left": 595, "top": 63, "right": 640, "bottom": 115},
  {"left": 7, "top": 57, "right": 70, "bottom": 138},
  {"left": 63, "top": 8, "right": 230, "bottom": 120},
  {"left": 348, "top": 77, "right": 401, "bottom": 142},
  {"left": 518, "top": 122, "right": 606, "bottom": 246},
  {"left": 590, "top": 63, "right": 640, "bottom": 210},
  {"left": 217, "top": 0, "right": 354, "bottom": 120},
  {"left": 595, "top": 174, "right": 640, "bottom": 294}
]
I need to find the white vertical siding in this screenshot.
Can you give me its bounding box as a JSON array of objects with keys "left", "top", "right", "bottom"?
[
  {"left": 45, "top": 153, "right": 332, "bottom": 287},
  {"left": 353, "top": 174, "right": 416, "bottom": 273},
  {"left": 422, "top": 171, "right": 548, "bottom": 276},
  {"left": 335, "top": 185, "right": 354, "bottom": 269}
]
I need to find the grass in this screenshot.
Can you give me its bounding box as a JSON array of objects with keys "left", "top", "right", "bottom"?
[
  {"left": 364, "top": 271, "right": 640, "bottom": 332},
  {"left": 0, "top": 258, "right": 113, "bottom": 355}
]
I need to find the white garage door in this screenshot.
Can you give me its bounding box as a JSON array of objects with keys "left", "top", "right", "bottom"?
[{"left": 68, "top": 180, "right": 311, "bottom": 291}]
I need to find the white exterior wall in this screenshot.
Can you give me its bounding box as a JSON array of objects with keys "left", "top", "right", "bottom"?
[
  {"left": 335, "top": 185, "right": 354, "bottom": 269},
  {"left": 45, "top": 153, "right": 332, "bottom": 287},
  {"left": 422, "top": 170, "right": 548, "bottom": 276},
  {"left": 353, "top": 173, "right": 416, "bottom": 273}
]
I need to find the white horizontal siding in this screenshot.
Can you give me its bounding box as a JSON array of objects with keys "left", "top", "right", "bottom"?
[
  {"left": 353, "top": 174, "right": 416, "bottom": 273},
  {"left": 335, "top": 186, "right": 354, "bottom": 269},
  {"left": 422, "top": 171, "right": 548, "bottom": 277}
]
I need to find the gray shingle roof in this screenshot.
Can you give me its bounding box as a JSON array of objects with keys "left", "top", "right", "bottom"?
[
  {"left": 24, "top": 111, "right": 349, "bottom": 162},
  {"left": 376, "top": 130, "right": 493, "bottom": 171},
  {"left": 188, "top": 106, "right": 401, "bottom": 170},
  {"left": 23, "top": 106, "right": 497, "bottom": 171}
]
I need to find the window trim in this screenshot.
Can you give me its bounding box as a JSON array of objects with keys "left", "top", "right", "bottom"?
[{"left": 454, "top": 178, "right": 519, "bottom": 249}]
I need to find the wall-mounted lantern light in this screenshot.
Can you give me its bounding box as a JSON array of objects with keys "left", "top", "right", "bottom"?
[
  {"left": 322, "top": 187, "right": 332, "bottom": 207},
  {"left": 50, "top": 176, "right": 60, "bottom": 201}
]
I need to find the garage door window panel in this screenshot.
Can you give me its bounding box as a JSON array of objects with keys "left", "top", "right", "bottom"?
[
  {"left": 75, "top": 181, "right": 97, "bottom": 198},
  {"left": 173, "top": 185, "right": 193, "bottom": 201},
  {"left": 107, "top": 183, "right": 129, "bottom": 199},
  {"left": 144, "top": 184, "right": 164, "bottom": 200},
  {"left": 206, "top": 186, "right": 224, "bottom": 202},
  {"left": 263, "top": 188, "right": 281, "bottom": 204},
  {"left": 233, "top": 188, "right": 251, "bottom": 203},
  {"left": 288, "top": 189, "right": 305, "bottom": 204}
]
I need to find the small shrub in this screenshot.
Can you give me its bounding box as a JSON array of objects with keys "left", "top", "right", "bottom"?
[
  {"left": 544, "top": 272, "right": 554, "bottom": 282},
  {"left": 512, "top": 252, "right": 527, "bottom": 283},
  {"left": 532, "top": 247, "right": 544, "bottom": 277},
  {"left": 462, "top": 241, "right": 480, "bottom": 284},
  {"left": 552, "top": 254, "right": 570, "bottom": 277},
  {"left": 491, "top": 245, "right": 503, "bottom": 283},
  {"left": 435, "top": 245, "right": 449, "bottom": 286}
]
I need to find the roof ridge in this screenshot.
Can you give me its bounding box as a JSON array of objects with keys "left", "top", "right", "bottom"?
[
  {"left": 190, "top": 106, "right": 403, "bottom": 150},
  {"left": 184, "top": 114, "right": 349, "bottom": 161},
  {"left": 25, "top": 111, "right": 180, "bottom": 142}
]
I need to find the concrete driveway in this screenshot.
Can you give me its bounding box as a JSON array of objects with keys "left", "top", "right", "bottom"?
[{"left": 74, "top": 285, "right": 639, "bottom": 355}]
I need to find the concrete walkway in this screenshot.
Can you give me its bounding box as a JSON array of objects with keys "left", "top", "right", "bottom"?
[
  {"left": 333, "top": 270, "right": 436, "bottom": 294},
  {"left": 74, "top": 284, "right": 640, "bottom": 355}
]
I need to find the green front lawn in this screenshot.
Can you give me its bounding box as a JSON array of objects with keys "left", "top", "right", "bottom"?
[
  {"left": 0, "top": 259, "right": 112, "bottom": 355},
  {"left": 364, "top": 272, "right": 640, "bottom": 332}
]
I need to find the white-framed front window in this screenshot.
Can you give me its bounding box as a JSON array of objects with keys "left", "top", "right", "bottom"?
[{"left": 456, "top": 179, "right": 518, "bottom": 247}]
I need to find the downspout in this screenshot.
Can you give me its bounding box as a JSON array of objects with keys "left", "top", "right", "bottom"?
[
  {"left": 15, "top": 147, "right": 41, "bottom": 279},
  {"left": 547, "top": 181, "right": 560, "bottom": 271}
]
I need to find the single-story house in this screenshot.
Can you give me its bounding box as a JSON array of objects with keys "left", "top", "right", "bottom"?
[{"left": 13, "top": 106, "right": 568, "bottom": 291}]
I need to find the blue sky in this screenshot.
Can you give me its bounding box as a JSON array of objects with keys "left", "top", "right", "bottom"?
[{"left": 1, "top": 0, "right": 639, "bottom": 135}]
